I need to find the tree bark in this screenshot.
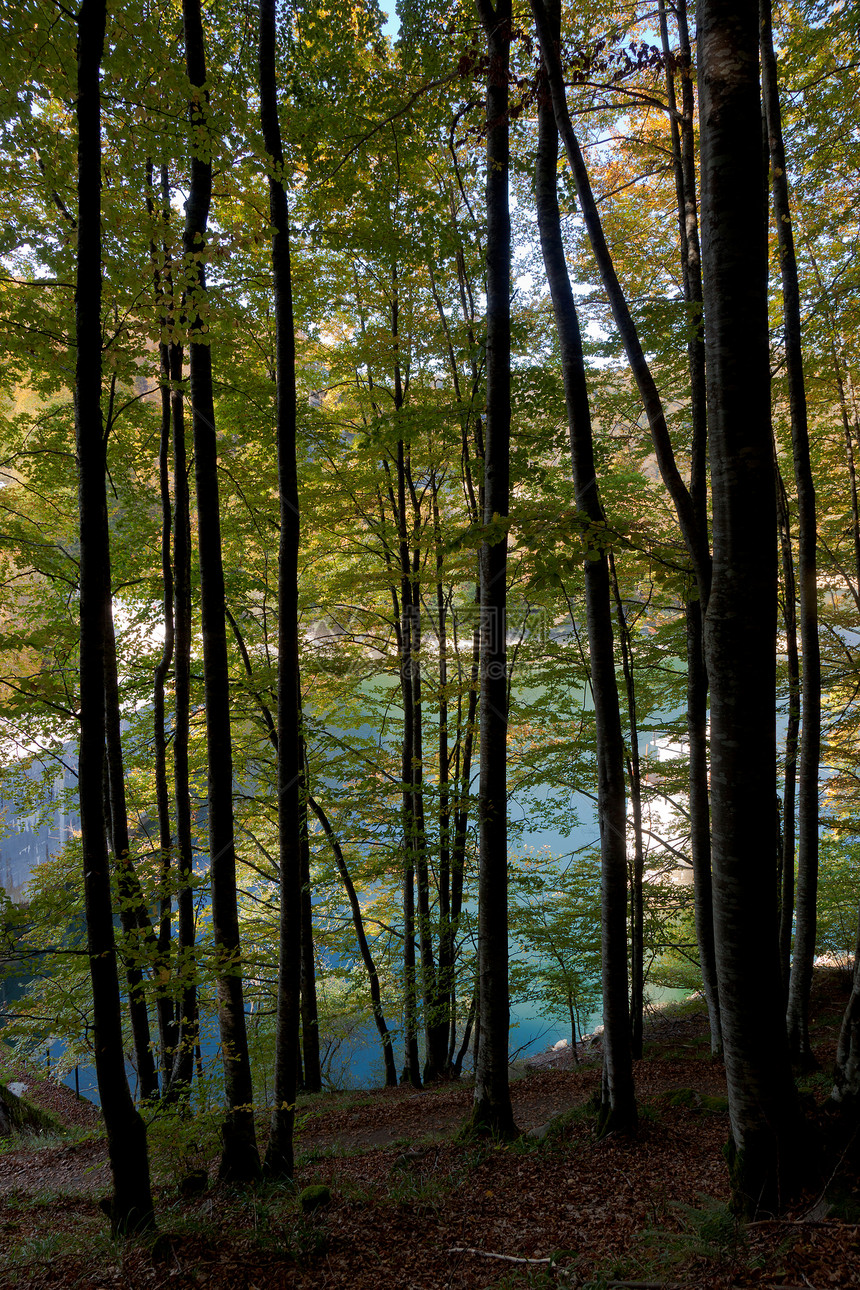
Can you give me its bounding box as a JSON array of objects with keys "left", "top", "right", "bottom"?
[
  {"left": 74, "top": 0, "right": 154, "bottom": 1233},
  {"left": 658, "top": 0, "right": 722, "bottom": 1057},
  {"left": 147, "top": 160, "right": 180, "bottom": 1086},
  {"left": 776, "top": 467, "right": 799, "bottom": 998},
  {"left": 533, "top": 0, "right": 635, "bottom": 1136},
  {"left": 698, "top": 0, "right": 801, "bottom": 1212},
  {"left": 529, "top": 0, "right": 708, "bottom": 600},
  {"left": 259, "top": 0, "right": 302, "bottom": 1181},
  {"left": 760, "top": 0, "right": 822, "bottom": 1069},
  {"left": 394, "top": 437, "right": 422, "bottom": 1089},
  {"left": 298, "top": 733, "right": 322, "bottom": 1093},
  {"left": 167, "top": 278, "right": 197, "bottom": 1101},
  {"left": 609, "top": 556, "right": 644, "bottom": 1061},
  {"left": 103, "top": 604, "right": 160, "bottom": 1102},
  {"left": 533, "top": 0, "right": 721, "bottom": 1055},
  {"left": 469, "top": 0, "right": 517, "bottom": 1139},
  {"left": 183, "top": 0, "right": 260, "bottom": 1183}
]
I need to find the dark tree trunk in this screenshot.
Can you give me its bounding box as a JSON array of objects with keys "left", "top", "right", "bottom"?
[
  {"left": 307, "top": 794, "right": 399, "bottom": 1087},
  {"left": 609, "top": 556, "right": 644, "bottom": 1061},
  {"left": 141, "top": 161, "right": 180, "bottom": 1088},
  {"left": 182, "top": 0, "right": 260, "bottom": 1183},
  {"left": 698, "top": 0, "right": 801, "bottom": 1213},
  {"left": 658, "top": 0, "right": 722, "bottom": 1057},
  {"left": 74, "top": 0, "right": 154, "bottom": 1233},
  {"left": 833, "top": 916, "right": 860, "bottom": 1107},
  {"left": 530, "top": 0, "right": 708, "bottom": 598},
  {"left": 534, "top": 0, "right": 635, "bottom": 1136},
  {"left": 532, "top": 0, "right": 721, "bottom": 1058},
  {"left": 469, "top": 0, "right": 517, "bottom": 1139},
  {"left": 168, "top": 291, "right": 197, "bottom": 1100},
  {"left": 148, "top": 160, "right": 180, "bottom": 1086},
  {"left": 408, "top": 489, "right": 447, "bottom": 1081},
  {"left": 298, "top": 734, "right": 322, "bottom": 1094},
  {"left": 103, "top": 605, "right": 160, "bottom": 1103},
  {"left": 432, "top": 484, "right": 456, "bottom": 1077},
  {"left": 259, "top": 0, "right": 302, "bottom": 1181},
  {"left": 394, "top": 434, "right": 421, "bottom": 1089},
  {"left": 760, "top": 0, "right": 822, "bottom": 1069},
  {"left": 776, "top": 469, "right": 799, "bottom": 998}
]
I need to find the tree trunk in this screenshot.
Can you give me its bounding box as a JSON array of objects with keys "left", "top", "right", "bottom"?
[
  {"left": 469, "top": 0, "right": 517, "bottom": 1139},
  {"left": 761, "top": 0, "right": 822, "bottom": 1069},
  {"left": 833, "top": 913, "right": 860, "bottom": 1107},
  {"left": 307, "top": 794, "right": 399, "bottom": 1087},
  {"left": 534, "top": 0, "right": 635, "bottom": 1136},
  {"left": 259, "top": 0, "right": 302, "bottom": 1181},
  {"left": 168, "top": 284, "right": 197, "bottom": 1101},
  {"left": 183, "top": 0, "right": 260, "bottom": 1183},
  {"left": 698, "top": 0, "right": 802, "bottom": 1213},
  {"left": 776, "top": 468, "right": 799, "bottom": 998},
  {"left": 103, "top": 604, "right": 160, "bottom": 1102},
  {"left": 147, "top": 160, "right": 180, "bottom": 1086},
  {"left": 393, "top": 448, "right": 422, "bottom": 1089},
  {"left": 658, "top": 0, "right": 722, "bottom": 1057},
  {"left": 74, "top": 0, "right": 154, "bottom": 1233},
  {"left": 432, "top": 484, "right": 456, "bottom": 1077},
  {"left": 529, "top": 0, "right": 708, "bottom": 598},
  {"left": 609, "top": 556, "right": 645, "bottom": 1061},
  {"left": 298, "top": 734, "right": 322, "bottom": 1094}
]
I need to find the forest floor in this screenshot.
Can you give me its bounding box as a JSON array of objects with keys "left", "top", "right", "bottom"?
[{"left": 1, "top": 972, "right": 860, "bottom": 1289}]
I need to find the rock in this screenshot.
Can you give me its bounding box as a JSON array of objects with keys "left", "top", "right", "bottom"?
[
  {"left": 179, "top": 1169, "right": 208, "bottom": 1198},
  {"left": 299, "top": 1184, "right": 331, "bottom": 1212}
]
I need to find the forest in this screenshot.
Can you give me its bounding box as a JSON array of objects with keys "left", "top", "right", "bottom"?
[{"left": 0, "top": 0, "right": 859, "bottom": 1275}]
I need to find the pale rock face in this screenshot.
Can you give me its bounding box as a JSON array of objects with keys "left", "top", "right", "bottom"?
[{"left": 7, "top": 1082, "right": 27, "bottom": 1098}]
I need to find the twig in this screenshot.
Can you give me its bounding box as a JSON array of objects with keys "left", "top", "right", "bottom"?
[
  {"left": 748, "top": 1218, "right": 860, "bottom": 1229},
  {"left": 448, "top": 1247, "right": 552, "bottom": 1265}
]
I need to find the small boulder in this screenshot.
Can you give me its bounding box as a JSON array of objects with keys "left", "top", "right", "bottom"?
[
  {"left": 179, "top": 1169, "right": 208, "bottom": 1199},
  {"left": 299, "top": 1184, "right": 331, "bottom": 1213}
]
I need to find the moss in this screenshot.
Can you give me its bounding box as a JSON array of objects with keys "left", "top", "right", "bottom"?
[
  {"left": 660, "top": 1088, "right": 728, "bottom": 1114},
  {"left": 0, "top": 1082, "right": 65, "bottom": 1137},
  {"left": 299, "top": 1184, "right": 331, "bottom": 1212}
]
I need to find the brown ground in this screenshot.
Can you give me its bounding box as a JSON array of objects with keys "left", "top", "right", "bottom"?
[{"left": 1, "top": 973, "right": 859, "bottom": 1289}]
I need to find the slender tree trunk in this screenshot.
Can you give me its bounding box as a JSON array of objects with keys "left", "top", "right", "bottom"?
[
  {"left": 410, "top": 568, "right": 438, "bottom": 1077},
  {"left": 74, "top": 0, "right": 154, "bottom": 1233},
  {"left": 833, "top": 357, "right": 860, "bottom": 607},
  {"left": 698, "top": 0, "right": 801, "bottom": 1212},
  {"left": 533, "top": 0, "right": 721, "bottom": 1056},
  {"left": 534, "top": 2, "right": 635, "bottom": 1135},
  {"left": 448, "top": 607, "right": 480, "bottom": 1070},
  {"left": 147, "top": 160, "right": 179, "bottom": 1086},
  {"left": 658, "top": 0, "right": 722, "bottom": 1057},
  {"left": 183, "top": 0, "right": 260, "bottom": 1183},
  {"left": 259, "top": 0, "right": 302, "bottom": 1180},
  {"left": 609, "top": 556, "right": 644, "bottom": 1061},
  {"left": 469, "top": 0, "right": 517, "bottom": 1139},
  {"left": 530, "top": 0, "right": 708, "bottom": 598},
  {"left": 307, "top": 794, "right": 398, "bottom": 1087},
  {"left": 833, "top": 914, "right": 860, "bottom": 1107},
  {"left": 776, "top": 468, "right": 799, "bottom": 997},
  {"left": 409, "top": 494, "right": 447, "bottom": 1081},
  {"left": 433, "top": 486, "right": 455, "bottom": 1076},
  {"left": 761, "top": 0, "right": 822, "bottom": 1068},
  {"left": 395, "top": 438, "right": 422, "bottom": 1089},
  {"left": 103, "top": 605, "right": 160, "bottom": 1102},
  {"left": 168, "top": 288, "right": 197, "bottom": 1100},
  {"left": 298, "top": 734, "right": 322, "bottom": 1093}
]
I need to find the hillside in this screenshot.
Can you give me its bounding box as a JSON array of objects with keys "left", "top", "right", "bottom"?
[{"left": 0, "top": 971, "right": 858, "bottom": 1289}]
